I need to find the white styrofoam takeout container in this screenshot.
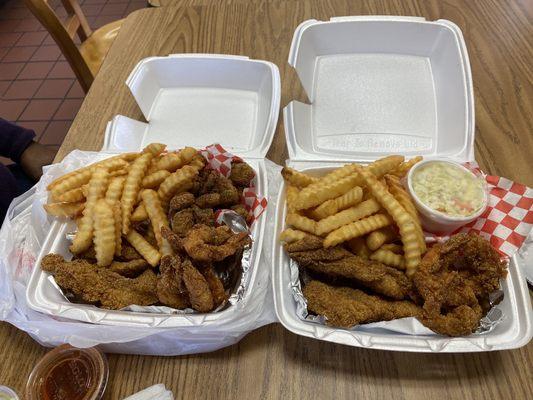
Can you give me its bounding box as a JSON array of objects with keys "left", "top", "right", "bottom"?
[
  {"left": 272, "top": 16, "right": 532, "bottom": 352},
  {"left": 27, "top": 54, "right": 281, "bottom": 327}
]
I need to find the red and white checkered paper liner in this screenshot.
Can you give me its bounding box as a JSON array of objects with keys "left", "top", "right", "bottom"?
[
  {"left": 200, "top": 144, "right": 267, "bottom": 226},
  {"left": 425, "top": 162, "right": 533, "bottom": 258}
]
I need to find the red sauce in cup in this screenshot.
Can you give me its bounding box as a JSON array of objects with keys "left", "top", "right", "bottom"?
[{"left": 26, "top": 345, "right": 108, "bottom": 400}]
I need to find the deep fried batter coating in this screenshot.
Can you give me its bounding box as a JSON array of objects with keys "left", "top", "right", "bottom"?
[
  {"left": 171, "top": 208, "right": 195, "bottom": 236},
  {"left": 230, "top": 161, "right": 255, "bottom": 187},
  {"left": 230, "top": 204, "right": 249, "bottom": 221},
  {"left": 283, "top": 236, "right": 324, "bottom": 252},
  {"left": 195, "top": 174, "right": 240, "bottom": 208},
  {"left": 74, "top": 246, "right": 96, "bottom": 261},
  {"left": 41, "top": 254, "right": 158, "bottom": 309},
  {"left": 161, "top": 226, "right": 184, "bottom": 254},
  {"left": 109, "top": 259, "right": 149, "bottom": 278},
  {"left": 304, "top": 280, "right": 421, "bottom": 328},
  {"left": 288, "top": 246, "right": 412, "bottom": 300},
  {"left": 182, "top": 258, "right": 214, "bottom": 312},
  {"left": 157, "top": 255, "right": 189, "bottom": 309},
  {"left": 413, "top": 233, "right": 507, "bottom": 336},
  {"left": 191, "top": 205, "right": 214, "bottom": 226},
  {"left": 198, "top": 169, "right": 219, "bottom": 195},
  {"left": 118, "top": 243, "right": 142, "bottom": 261},
  {"left": 183, "top": 225, "right": 251, "bottom": 262},
  {"left": 200, "top": 264, "right": 228, "bottom": 308},
  {"left": 169, "top": 192, "right": 195, "bottom": 215}
]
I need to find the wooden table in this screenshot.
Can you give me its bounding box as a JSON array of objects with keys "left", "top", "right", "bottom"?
[{"left": 2, "top": 1, "right": 532, "bottom": 398}]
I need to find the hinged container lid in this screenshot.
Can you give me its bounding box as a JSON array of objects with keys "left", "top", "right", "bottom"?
[
  {"left": 104, "top": 54, "right": 280, "bottom": 158},
  {"left": 284, "top": 16, "right": 475, "bottom": 163}
]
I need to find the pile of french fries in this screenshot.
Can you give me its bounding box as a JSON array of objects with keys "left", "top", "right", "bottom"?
[
  {"left": 45, "top": 143, "right": 205, "bottom": 267},
  {"left": 280, "top": 156, "right": 425, "bottom": 276}
]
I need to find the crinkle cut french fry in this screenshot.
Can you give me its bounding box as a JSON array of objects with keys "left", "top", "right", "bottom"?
[
  {"left": 158, "top": 165, "right": 198, "bottom": 206},
  {"left": 281, "top": 167, "right": 319, "bottom": 188},
  {"left": 354, "top": 165, "right": 421, "bottom": 276},
  {"left": 189, "top": 154, "right": 206, "bottom": 170},
  {"left": 389, "top": 156, "right": 423, "bottom": 178},
  {"left": 370, "top": 248, "right": 405, "bottom": 270},
  {"left": 286, "top": 185, "right": 299, "bottom": 213},
  {"left": 50, "top": 158, "right": 127, "bottom": 198},
  {"left": 294, "top": 173, "right": 360, "bottom": 210},
  {"left": 366, "top": 226, "right": 398, "bottom": 251},
  {"left": 43, "top": 201, "right": 84, "bottom": 218},
  {"left": 70, "top": 167, "right": 109, "bottom": 254},
  {"left": 142, "top": 143, "right": 166, "bottom": 156},
  {"left": 112, "top": 201, "right": 122, "bottom": 257},
  {"left": 324, "top": 213, "right": 392, "bottom": 248},
  {"left": 56, "top": 187, "right": 84, "bottom": 203},
  {"left": 286, "top": 213, "right": 317, "bottom": 235},
  {"left": 105, "top": 176, "right": 126, "bottom": 203},
  {"left": 141, "top": 189, "right": 169, "bottom": 250},
  {"left": 306, "top": 155, "right": 403, "bottom": 193},
  {"left": 93, "top": 199, "right": 115, "bottom": 266},
  {"left": 46, "top": 153, "right": 134, "bottom": 191},
  {"left": 125, "top": 229, "right": 161, "bottom": 267},
  {"left": 142, "top": 170, "right": 171, "bottom": 189},
  {"left": 50, "top": 169, "right": 92, "bottom": 199},
  {"left": 315, "top": 199, "right": 381, "bottom": 236},
  {"left": 381, "top": 243, "right": 403, "bottom": 254},
  {"left": 279, "top": 228, "right": 309, "bottom": 243},
  {"left": 149, "top": 147, "right": 197, "bottom": 173},
  {"left": 384, "top": 174, "right": 426, "bottom": 253},
  {"left": 310, "top": 186, "right": 363, "bottom": 220},
  {"left": 109, "top": 168, "right": 128, "bottom": 177},
  {"left": 121, "top": 152, "right": 153, "bottom": 234},
  {"left": 131, "top": 202, "right": 148, "bottom": 222},
  {"left": 346, "top": 237, "right": 372, "bottom": 259},
  {"left": 316, "top": 164, "right": 358, "bottom": 185},
  {"left": 366, "top": 155, "right": 405, "bottom": 179}
]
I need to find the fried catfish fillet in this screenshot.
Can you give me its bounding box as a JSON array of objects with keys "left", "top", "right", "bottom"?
[
  {"left": 41, "top": 254, "right": 157, "bottom": 309},
  {"left": 287, "top": 245, "right": 412, "bottom": 300},
  {"left": 413, "top": 233, "right": 507, "bottom": 336},
  {"left": 304, "top": 280, "right": 421, "bottom": 328},
  {"left": 109, "top": 259, "right": 149, "bottom": 278}
]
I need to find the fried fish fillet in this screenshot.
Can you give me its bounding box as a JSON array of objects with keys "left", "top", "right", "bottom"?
[
  {"left": 182, "top": 257, "right": 214, "bottom": 312},
  {"left": 41, "top": 254, "right": 158, "bottom": 309},
  {"left": 287, "top": 245, "right": 412, "bottom": 300},
  {"left": 109, "top": 259, "right": 149, "bottom": 278},
  {"left": 304, "top": 280, "right": 421, "bottom": 328},
  {"left": 157, "top": 255, "right": 189, "bottom": 309}
]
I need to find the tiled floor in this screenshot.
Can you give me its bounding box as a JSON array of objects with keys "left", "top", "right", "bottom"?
[{"left": 0, "top": 0, "right": 147, "bottom": 156}]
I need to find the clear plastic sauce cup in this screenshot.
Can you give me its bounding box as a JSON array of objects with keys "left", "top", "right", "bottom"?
[{"left": 25, "top": 344, "right": 108, "bottom": 400}]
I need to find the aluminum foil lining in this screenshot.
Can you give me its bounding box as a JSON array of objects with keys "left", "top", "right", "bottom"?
[
  {"left": 289, "top": 258, "right": 506, "bottom": 336},
  {"left": 58, "top": 211, "right": 253, "bottom": 315}
]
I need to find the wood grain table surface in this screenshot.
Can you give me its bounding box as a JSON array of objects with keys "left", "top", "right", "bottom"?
[{"left": 2, "top": 0, "right": 532, "bottom": 399}]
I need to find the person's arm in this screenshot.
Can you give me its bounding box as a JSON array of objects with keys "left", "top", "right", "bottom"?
[{"left": 0, "top": 118, "right": 35, "bottom": 163}]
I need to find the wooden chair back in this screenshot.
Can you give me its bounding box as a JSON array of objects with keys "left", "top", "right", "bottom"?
[{"left": 24, "top": 0, "right": 94, "bottom": 93}]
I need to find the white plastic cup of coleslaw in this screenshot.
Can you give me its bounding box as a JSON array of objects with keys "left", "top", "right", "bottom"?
[{"left": 406, "top": 159, "right": 488, "bottom": 234}]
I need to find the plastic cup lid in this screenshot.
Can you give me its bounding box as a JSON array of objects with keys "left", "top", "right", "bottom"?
[{"left": 25, "top": 344, "right": 108, "bottom": 400}]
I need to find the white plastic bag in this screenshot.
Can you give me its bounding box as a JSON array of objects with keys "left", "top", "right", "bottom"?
[{"left": 0, "top": 151, "right": 282, "bottom": 355}]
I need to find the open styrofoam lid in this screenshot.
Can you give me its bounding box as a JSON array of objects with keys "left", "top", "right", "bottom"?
[
  {"left": 284, "top": 16, "right": 475, "bottom": 163},
  {"left": 104, "top": 54, "right": 280, "bottom": 158}
]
